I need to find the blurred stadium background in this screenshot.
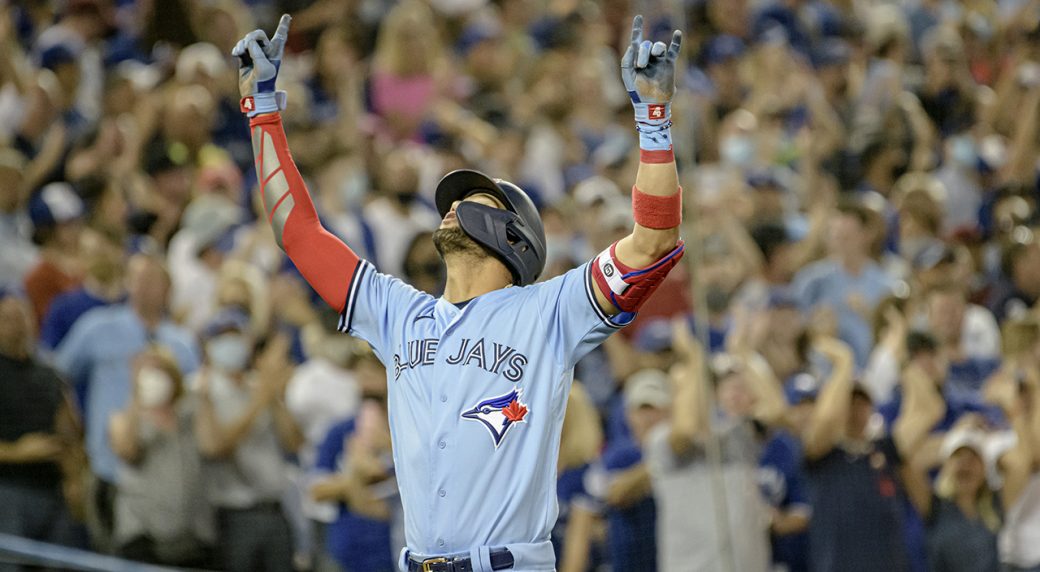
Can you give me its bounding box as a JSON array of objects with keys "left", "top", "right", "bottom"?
[{"left": 2, "top": 0, "right": 1040, "bottom": 571}]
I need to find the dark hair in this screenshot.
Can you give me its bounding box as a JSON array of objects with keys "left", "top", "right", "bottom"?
[
  {"left": 1001, "top": 238, "right": 1035, "bottom": 279},
  {"left": 749, "top": 222, "right": 790, "bottom": 262},
  {"left": 835, "top": 197, "right": 873, "bottom": 227},
  {"left": 906, "top": 330, "right": 939, "bottom": 358}
]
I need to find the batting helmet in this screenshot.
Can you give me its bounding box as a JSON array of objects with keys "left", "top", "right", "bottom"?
[{"left": 435, "top": 169, "right": 546, "bottom": 286}]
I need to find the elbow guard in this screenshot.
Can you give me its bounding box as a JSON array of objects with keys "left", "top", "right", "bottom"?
[{"left": 591, "top": 240, "right": 685, "bottom": 313}]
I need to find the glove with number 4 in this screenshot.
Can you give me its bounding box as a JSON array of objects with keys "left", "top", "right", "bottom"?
[
  {"left": 621, "top": 15, "right": 682, "bottom": 155},
  {"left": 232, "top": 14, "right": 291, "bottom": 117}
]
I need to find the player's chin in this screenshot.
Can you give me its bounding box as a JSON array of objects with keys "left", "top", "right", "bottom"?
[{"left": 433, "top": 226, "right": 480, "bottom": 257}]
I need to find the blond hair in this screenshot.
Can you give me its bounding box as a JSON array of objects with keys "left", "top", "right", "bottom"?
[{"left": 372, "top": 0, "right": 444, "bottom": 76}]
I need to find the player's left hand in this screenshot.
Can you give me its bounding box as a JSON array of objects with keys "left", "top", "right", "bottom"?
[
  {"left": 232, "top": 13, "right": 291, "bottom": 117},
  {"left": 621, "top": 15, "right": 682, "bottom": 108}
]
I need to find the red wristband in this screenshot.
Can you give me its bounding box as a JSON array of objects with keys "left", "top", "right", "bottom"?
[
  {"left": 640, "top": 148, "right": 674, "bottom": 164},
  {"left": 632, "top": 185, "right": 682, "bottom": 229}
]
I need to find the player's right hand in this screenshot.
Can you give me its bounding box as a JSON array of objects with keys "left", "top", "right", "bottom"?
[{"left": 231, "top": 14, "right": 291, "bottom": 117}]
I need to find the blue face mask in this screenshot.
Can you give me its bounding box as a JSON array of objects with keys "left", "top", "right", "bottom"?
[
  {"left": 720, "top": 135, "right": 756, "bottom": 168},
  {"left": 949, "top": 135, "right": 977, "bottom": 168}
]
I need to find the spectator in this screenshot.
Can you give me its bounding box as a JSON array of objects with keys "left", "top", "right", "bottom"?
[
  {"left": 310, "top": 349, "right": 397, "bottom": 572},
  {"left": 55, "top": 254, "right": 199, "bottom": 547},
  {"left": 991, "top": 237, "right": 1040, "bottom": 323},
  {"left": 0, "top": 149, "right": 36, "bottom": 290},
  {"left": 193, "top": 312, "right": 302, "bottom": 572},
  {"left": 646, "top": 324, "right": 786, "bottom": 572},
  {"left": 108, "top": 346, "right": 214, "bottom": 567},
  {"left": 0, "top": 291, "right": 84, "bottom": 553},
  {"left": 924, "top": 283, "right": 1001, "bottom": 363},
  {"left": 792, "top": 198, "right": 896, "bottom": 366},
  {"left": 553, "top": 382, "right": 603, "bottom": 572},
  {"left": 24, "top": 182, "right": 85, "bottom": 326},
  {"left": 40, "top": 227, "right": 124, "bottom": 349},
  {"left": 802, "top": 335, "right": 909, "bottom": 572},
  {"left": 586, "top": 368, "right": 668, "bottom": 572}
]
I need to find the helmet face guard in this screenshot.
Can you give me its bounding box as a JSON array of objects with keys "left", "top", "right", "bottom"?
[{"left": 435, "top": 170, "right": 546, "bottom": 286}]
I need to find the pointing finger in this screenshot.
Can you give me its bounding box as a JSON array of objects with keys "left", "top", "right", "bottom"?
[
  {"left": 667, "top": 30, "right": 683, "bottom": 61},
  {"left": 268, "top": 13, "right": 291, "bottom": 58},
  {"left": 273, "top": 13, "right": 291, "bottom": 40},
  {"left": 630, "top": 15, "right": 643, "bottom": 46}
]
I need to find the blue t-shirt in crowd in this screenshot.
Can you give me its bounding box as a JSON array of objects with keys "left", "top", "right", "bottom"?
[
  {"left": 315, "top": 418, "right": 395, "bottom": 572},
  {"left": 551, "top": 462, "right": 593, "bottom": 564},
  {"left": 40, "top": 288, "right": 120, "bottom": 349},
  {"left": 791, "top": 258, "right": 895, "bottom": 368},
  {"left": 759, "top": 431, "right": 809, "bottom": 572},
  {"left": 805, "top": 436, "right": 909, "bottom": 572},
  {"left": 55, "top": 304, "right": 199, "bottom": 483},
  {"left": 599, "top": 439, "right": 657, "bottom": 572}
]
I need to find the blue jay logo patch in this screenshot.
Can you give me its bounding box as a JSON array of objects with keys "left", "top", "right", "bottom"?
[{"left": 461, "top": 390, "right": 529, "bottom": 448}]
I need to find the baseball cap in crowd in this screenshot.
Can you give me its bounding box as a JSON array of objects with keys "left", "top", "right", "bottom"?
[
  {"left": 784, "top": 372, "right": 820, "bottom": 404},
  {"left": 702, "top": 35, "right": 745, "bottom": 67},
  {"left": 456, "top": 20, "right": 501, "bottom": 55},
  {"left": 573, "top": 176, "right": 621, "bottom": 208},
  {"left": 746, "top": 168, "right": 788, "bottom": 192},
  {"left": 812, "top": 38, "right": 851, "bottom": 69},
  {"left": 38, "top": 43, "right": 79, "bottom": 71},
  {"left": 28, "top": 182, "right": 85, "bottom": 230},
  {"left": 940, "top": 428, "right": 986, "bottom": 461},
  {"left": 633, "top": 318, "right": 674, "bottom": 353},
  {"left": 624, "top": 369, "right": 672, "bottom": 410},
  {"left": 180, "top": 195, "right": 241, "bottom": 256},
  {"left": 202, "top": 307, "right": 250, "bottom": 339}
]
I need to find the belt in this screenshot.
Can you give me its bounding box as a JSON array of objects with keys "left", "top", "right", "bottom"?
[{"left": 407, "top": 548, "right": 514, "bottom": 572}]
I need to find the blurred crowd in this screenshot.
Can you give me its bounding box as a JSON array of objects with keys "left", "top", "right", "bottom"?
[{"left": 3, "top": 0, "right": 1040, "bottom": 571}]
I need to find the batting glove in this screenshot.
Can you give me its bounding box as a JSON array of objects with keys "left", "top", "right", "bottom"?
[
  {"left": 232, "top": 14, "right": 291, "bottom": 117},
  {"left": 621, "top": 15, "right": 682, "bottom": 152}
]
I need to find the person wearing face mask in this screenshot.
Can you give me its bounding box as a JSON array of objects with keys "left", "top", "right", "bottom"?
[
  {"left": 108, "top": 346, "right": 215, "bottom": 567},
  {"left": 55, "top": 254, "right": 199, "bottom": 550},
  {"left": 192, "top": 308, "right": 304, "bottom": 572}
]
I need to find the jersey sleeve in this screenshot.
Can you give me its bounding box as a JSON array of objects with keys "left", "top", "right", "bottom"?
[
  {"left": 531, "top": 261, "right": 634, "bottom": 369},
  {"left": 337, "top": 260, "right": 431, "bottom": 363}
]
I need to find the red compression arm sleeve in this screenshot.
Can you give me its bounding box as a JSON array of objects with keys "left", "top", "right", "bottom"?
[{"left": 249, "top": 113, "right": 359, "bottom": 313}]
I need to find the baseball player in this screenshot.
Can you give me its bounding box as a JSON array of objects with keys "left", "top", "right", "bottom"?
[{"left": 233, "top": 14, "right": 685, "bottom": 572}]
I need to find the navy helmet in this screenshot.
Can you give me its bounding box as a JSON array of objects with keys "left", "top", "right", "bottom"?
[{"left": 434, "top": 170, "right": 546, "bottom": 286}]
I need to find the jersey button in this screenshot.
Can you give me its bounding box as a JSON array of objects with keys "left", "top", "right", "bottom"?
[
  {"left": 438, "top": 440, "right": 446, "bottom": 449},
  {"left": 440, "top": 394, "right": 447, "bottom": 403},
  {"left": 438, "top": 489, "right": 446, "bottom": 497}
]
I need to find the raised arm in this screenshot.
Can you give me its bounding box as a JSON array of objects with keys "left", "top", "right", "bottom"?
[
  {"left": 895, "top": 364, "right": 947, "bottom": 517},
  {"left": 591, "top": 16, "right": 685, "bottom": 317},
  {"left": 233, "top": 16, "right": 361, "bottom": 313},
  {"left": 802, "top": 336, "right": 855, "bottom": 460}
]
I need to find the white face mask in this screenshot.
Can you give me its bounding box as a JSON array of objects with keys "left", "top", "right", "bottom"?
[
  {"left": 137, "top": 366, "right": 174, "bottom": 408},
  {"left": 206, "top": 334, "right": 251, "bottom": 373},
  {"left": 720, "top": 135, "right": 756, "bottom": 168}
]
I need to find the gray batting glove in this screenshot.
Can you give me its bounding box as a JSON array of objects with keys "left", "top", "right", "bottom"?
[{"left": 232, "top": 14, "right": 291, "bottom": 117}]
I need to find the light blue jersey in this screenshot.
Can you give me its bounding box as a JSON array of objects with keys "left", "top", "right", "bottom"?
[{"left": 339, "top": 259, "right": 629, "bottom": 571}]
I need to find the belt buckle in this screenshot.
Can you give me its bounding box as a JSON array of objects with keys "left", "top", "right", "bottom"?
[{"left": 422, "top": 557, "right": 449, "bottom": 572}]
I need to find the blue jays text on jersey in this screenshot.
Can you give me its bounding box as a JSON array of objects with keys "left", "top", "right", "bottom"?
[
  {"left": 393, "top": 337, "right": 529, "bottom": 382},
  {"left": 338, "top": 259, "right": 630, "bottom": 571}
]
